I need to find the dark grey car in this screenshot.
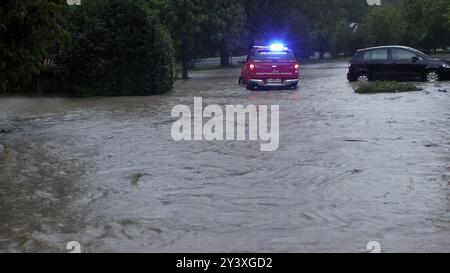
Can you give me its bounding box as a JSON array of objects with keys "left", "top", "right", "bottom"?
[{"left": 347, "top": 46, "right": 450, "bottom": 82}]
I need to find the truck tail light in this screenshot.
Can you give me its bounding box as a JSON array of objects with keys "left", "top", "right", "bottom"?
[
  {"left": 249, "top": 64, "right": 255, "bottom": 71},
  {"left": 294, "top": 64, "right": 299, "bottom": 70}
]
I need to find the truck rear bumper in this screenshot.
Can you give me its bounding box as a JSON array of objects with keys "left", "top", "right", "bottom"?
[{"left": 249, "top": 79, "right": 298, "bottom": 87}]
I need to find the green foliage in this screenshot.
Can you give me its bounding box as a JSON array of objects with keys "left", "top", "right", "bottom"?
[
  {"left": 360, "top": 5, "right": 407, "bottom": 47},
  {"left": 355, "top": 81, "right": 422, "bottom": 94},
  {"left": 55, "top": 0, "right": 175, "bottom": 96},
  {"left": 330, "top": 22, "right": 362, "bottom": 56},
  {"left": 303, "top": 0, "right": 347, "bottom": 57},
  {"left": 161, "top": 0, "right": 206, "bottom": 79},
  {"left": 201, "top": 0, "right": 247, "bottom": 66},
  {"left": 0, "top": 0, "right": 64, "bottom": 94},
  {"left": 402, "top": 0, "right": 450, "bottom": 51},
  {"left": 447, "top": 8, "right": 450, "bottom": 30}
]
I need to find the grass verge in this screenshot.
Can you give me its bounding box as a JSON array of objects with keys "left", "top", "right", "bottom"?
[{"left": 355, "top": 81, "right": 422, "bottom": 94}]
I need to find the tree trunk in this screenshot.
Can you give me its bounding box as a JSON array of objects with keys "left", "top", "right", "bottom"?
[
  {"left": 35, "top": 72, "right": 41, "bottom": 95},
  {"left": 181, "top": 60, "right": 188, "bottom": 80},
  {"left": 245, "top": 0, "right": 256, "bottom": 51},
  {"left": 220, "top": 44, "right": 230, "bottom": 66},
  {"left": 180, "top": 41, "right": 189, "bottom": 80},
  {"left": 248, "top": 36, "right": 255, "bottom": 51}
]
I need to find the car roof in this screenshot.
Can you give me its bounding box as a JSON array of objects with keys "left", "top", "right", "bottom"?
[{"left": 356, "top": 45, "right": 417, "bottom": 52}]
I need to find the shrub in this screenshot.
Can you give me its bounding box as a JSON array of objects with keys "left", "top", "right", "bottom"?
[
  {"left": 360, "top": 5, "right": 407, "bottom": 47},
  {"left": 355, "top": 81, "right": 422, "bottom": 94},
  {"left": 55, "top": 0, "right": 175, "bottom": 96},
  {"left": 0, "top": 0, "right": 63, "bottom": 94}
]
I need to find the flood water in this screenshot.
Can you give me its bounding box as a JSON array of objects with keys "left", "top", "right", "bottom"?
[{"left": 0, "top": 62, "right": 449, "bottom": 252}]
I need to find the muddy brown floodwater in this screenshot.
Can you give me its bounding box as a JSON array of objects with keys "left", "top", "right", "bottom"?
[{"left": 0, "top": 62, "right": 449, "bottom": 253}]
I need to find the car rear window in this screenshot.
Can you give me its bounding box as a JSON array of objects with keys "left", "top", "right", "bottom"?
[
  {"left": 252, "top": 51, "right": 296, "bottom": 62},
  {"left": 363, "top": 49, "right": 388, "bottom": 61}
]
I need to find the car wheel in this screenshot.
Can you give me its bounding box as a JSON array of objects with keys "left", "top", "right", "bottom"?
[
  {"left": 424, "top": 70, "right": 440, "bottom": 82},
  {"left": 356, "top": 73, "right": 370, "bottom": 82},
  {"left": 246, "top": 84, "right": 255, "bottom": 91}
]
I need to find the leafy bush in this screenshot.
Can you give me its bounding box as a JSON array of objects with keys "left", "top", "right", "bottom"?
[
  {"left": 0, "top": 0, "right": 63, "bottom": 94},
  {"left": 355, "top": 81, "right": 422, "bottom": 94},
  {"left": 55, "top": 0, "right": 175, "bottom": 96},
  {"left": 360, "top": 5, "right": 407, "bottom": 47}
]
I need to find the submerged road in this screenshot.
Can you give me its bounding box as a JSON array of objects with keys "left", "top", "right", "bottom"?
[{"left": 0, "top": 62, "right": 449, "bottom": 252}]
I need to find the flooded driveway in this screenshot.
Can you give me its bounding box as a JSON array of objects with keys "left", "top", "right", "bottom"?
[{"left": 1, "top": 62, "right": 449, "bottom": 252}]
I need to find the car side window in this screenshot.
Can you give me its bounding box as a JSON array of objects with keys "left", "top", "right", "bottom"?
[
  {"left": 353, "top": 52, "right": 363, "bottom": 61},
  {"left": 364, "top": 49, "right": 388, "bottom": 61},
  {"left": 392, "top": 49, "right": 416, "bottom": 61}
]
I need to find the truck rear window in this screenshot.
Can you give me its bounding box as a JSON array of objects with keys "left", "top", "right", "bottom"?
[{"left": 252, "top": 51, "right": 296, "bottom": 62}]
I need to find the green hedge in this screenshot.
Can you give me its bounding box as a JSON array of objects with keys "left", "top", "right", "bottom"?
[
  {"left": 53, "top": 0, "right": 175, "bottom": 96},
  {"left": 0, "top": 0, "right": 63, "bottom": 94},
  {"left": 355, "top": 81, "right": 422, "bottom": 94}
]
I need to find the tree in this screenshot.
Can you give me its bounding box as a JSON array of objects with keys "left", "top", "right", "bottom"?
[
  {"left": 0, "top": 0, "right": 64, "bottom": 94},
  {"left": 202, "top": 0, "right": 247, "bottom": 66},
  {"left": 342, "top": 0, "right": 368, "bottom": 23},
  {"left": 163, "top": 0, "right": 205, "bottom": 79},
  {"left": 241, "top": 0, "right": 358, "bottom": 58},
  {"left": 360, "top": 4, "right": 407, "bottom": 47},
  {"left": 330, "top": 22, "right": 364, "bottom": 56},
  {"left": 447, "top": 8, "right": 450, "bottom": 30},
  {"left": 243, "top": 0, "right": 268, "bottom": 49},
  {"left": 241, "top": 0, "right": 315, "bottom": 57},
  {"left": 303, "top": 0, "right": 347, "bottom": 58},
  {"left": 56, "top": 0, "right": 175, "bottom": 96},
  {"left": 402, "top": 0, "right": 450, "bottom": 52}
]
